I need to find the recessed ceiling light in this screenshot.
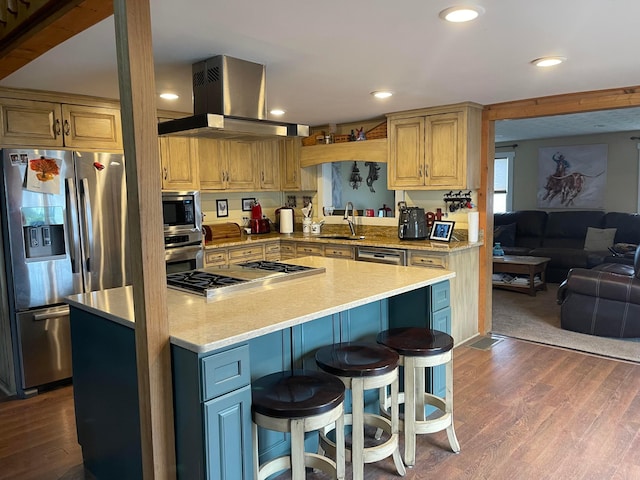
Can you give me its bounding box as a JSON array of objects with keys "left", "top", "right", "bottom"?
[
  {"left": 270, "top": 109, "right": 285, "bottom": 116},
  {"left": 159, "top": 92, "right": 179, "bottom": 100},
  {"left": 531, "top": 56, "right": 566, "bottom": 67},
  {"left": 371, "top": 91, "right": 393, "bottom": 99},
  {"left": 439, "top": 5, "right": 485, "bottom": 23}
]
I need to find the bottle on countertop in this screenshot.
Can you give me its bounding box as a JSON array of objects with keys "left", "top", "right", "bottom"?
[{"left": 349, "top": 129, "right": 356, "bottom": 142}]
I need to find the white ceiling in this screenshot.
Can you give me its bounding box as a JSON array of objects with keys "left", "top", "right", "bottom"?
[{"left": 3, "top": 0, "right": 640, "bottom": 140}]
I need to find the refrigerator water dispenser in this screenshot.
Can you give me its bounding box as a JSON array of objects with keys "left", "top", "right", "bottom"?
[{"left": 23, "top": 224, "right": 65, "bottom": 259}]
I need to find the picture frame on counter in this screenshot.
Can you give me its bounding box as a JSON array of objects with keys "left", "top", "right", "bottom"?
[
  {"left": 241, "top": 197, "right": 255, "bottom": 212},
  {"left": 216, "top": 199, "right": 229, "bottom": 218},
  {"left": 429, "top": 220, "right": 455, "bottom": 242}
]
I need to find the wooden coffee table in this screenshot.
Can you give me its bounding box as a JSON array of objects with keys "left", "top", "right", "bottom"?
[{"left": 492, "top": 255, "right": 551, "bottom": 296}]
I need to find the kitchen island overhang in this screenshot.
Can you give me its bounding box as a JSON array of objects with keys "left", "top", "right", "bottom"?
[
  {"left": 65, "top": 257, "right": 455, "bottom": 479},
  {"left": 66, "top": 256, "right": 455, "bottom": 353}
]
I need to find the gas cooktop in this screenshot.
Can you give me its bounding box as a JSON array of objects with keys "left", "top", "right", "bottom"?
[{"left": 166, "top": 261, "right": 325, "bottom": 298}]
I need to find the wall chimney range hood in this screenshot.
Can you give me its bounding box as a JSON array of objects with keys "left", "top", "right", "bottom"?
[{"left": 158, "top": 55, "right": 309, "bottom": 140}]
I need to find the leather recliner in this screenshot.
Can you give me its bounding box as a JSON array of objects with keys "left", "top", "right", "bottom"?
[{"left": 557, "top": 246, "right": 640, "bottom": 338}]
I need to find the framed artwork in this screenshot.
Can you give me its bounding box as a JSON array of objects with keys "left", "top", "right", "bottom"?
[
  {"left": 429, "top": 220, "right": 455, "bottom": 242},
  {"left": 216, "top": 199, "right": 229, "bottom": 217},
  {"left": 537, "top": 144, "right": 607, "bottom": 208},
  {"left": 242, "top": 198, "right": 255, "bottom": 212}
]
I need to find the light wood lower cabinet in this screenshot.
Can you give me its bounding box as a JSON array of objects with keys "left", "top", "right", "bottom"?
[
  {"left": 295, "top": 242, "right": 323, "bottom": 257},
  {"left": 204, "top": 249, "right": 228, "bottom": 266},
  {"left": 408, "top": 247, "right": 478, "bottom": 345},
  {"left": 264, "top": 241, "right": 280, "bottom": 261},
  {"left": 0, "top": 98, "right": 123, "bottom": 150},
  {"left": 408, "top": 250, "right": 448, "bottom": 269},
  {"left": 205, "top": 241, "right": 279, "bottom": 266},
  {"left": 279, "top": 241, "right": 297, "bottom": 260},
  {"left": 323, "top": 244, "right": 354, "bottom": 259},
  {"left": 227, "top": 245, "right": 264, "bottom": 264}
]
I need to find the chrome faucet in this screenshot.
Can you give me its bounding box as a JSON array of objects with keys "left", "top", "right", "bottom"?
[{"left": 343, "top": 201, "right": 356, "bottom": 236}]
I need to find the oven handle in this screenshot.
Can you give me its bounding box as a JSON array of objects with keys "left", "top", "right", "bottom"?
[{"left": 165, "top": 245, "right": 203, "bottom": 262}]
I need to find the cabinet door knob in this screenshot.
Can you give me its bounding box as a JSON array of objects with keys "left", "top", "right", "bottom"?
[
  {"left": 163, "top": 167, "right": 167, "bottom": 180},
  {"left": 63, "top": 119, "right": 71, "bottom": 136},
  {"left": 54, "top": 118, "right": 62, "bottom": 136}
]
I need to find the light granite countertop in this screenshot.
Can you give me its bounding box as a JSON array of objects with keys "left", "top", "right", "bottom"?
[
  {"left": 205, "top": 231, "right": 482, "bottom": 252},
  {"left": 65, "top": 257, "right": 455, "bottom": 354}
]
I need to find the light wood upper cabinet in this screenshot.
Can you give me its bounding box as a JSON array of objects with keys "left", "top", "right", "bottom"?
[
  {"left": 197, "top": 138, "right": 256, "bottom": 191},
  {"left": 387, "top": 103, "right": 482, "bottom": 190},
  {"left": 280, "top": 138, "right": 317, "bottom": 191},
  {"left": 255, "top": 140, "right": 280, "bottom": 191},
  {"left": 225, "top": 140, "right": 256, "bottom": 190},
  {"left": 0, "top": 98, "right": 122, "bottom": 149},
  {"left": 198, "top": 137, "right": 227, "bottom": 190},
  {"left": 61, "top": 104, "right": 122, "bottom": 150},
  {"left": 159, "top": 136, "right": 200, "bottom": 190}
]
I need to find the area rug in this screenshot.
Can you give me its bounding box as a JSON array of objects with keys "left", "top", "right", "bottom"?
[{"left": 491, "top": 283, "right": 640, "bottom": 363}]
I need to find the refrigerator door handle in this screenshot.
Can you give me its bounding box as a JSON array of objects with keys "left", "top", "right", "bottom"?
[
  {"left": 65, "top": 177, "right": 82, "bottom": 274},
  {"left": 33, "top": 306, "right": 70, "bottom": 321},
  {"left": 79, "top": 178, "right": 94, "bottom": 277}
]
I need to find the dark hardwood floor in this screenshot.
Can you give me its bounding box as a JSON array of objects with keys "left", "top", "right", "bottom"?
[{"left": 1, "top": 336, "right": 639, "bottom": 479}]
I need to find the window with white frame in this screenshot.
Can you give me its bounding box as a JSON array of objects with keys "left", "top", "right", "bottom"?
[{"left": 494, "top": 152, "right": 514, "bottom": 213}]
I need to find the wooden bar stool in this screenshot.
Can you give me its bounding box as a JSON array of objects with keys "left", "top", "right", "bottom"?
[
  {"left": 251, "top": 370, "right": 346, "bottom": 480},
  {"left": 377, "top": 327, "right": 460, "bottom": 467},
  {"left": 315, "top": 342, "right": 406, "bottom": 480}
]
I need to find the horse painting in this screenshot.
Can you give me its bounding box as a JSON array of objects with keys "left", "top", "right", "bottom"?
[{"left": 537, "top": 146, "right": 607, "bottom": 209}]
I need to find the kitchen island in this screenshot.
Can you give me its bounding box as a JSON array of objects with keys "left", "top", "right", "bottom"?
[{"left": 66, "top": 257, "right": 455, "bottom": 479}]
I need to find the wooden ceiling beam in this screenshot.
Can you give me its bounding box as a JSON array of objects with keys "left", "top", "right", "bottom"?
[{"left": 0, "top": 0, "right": 113, "bottom": 80}]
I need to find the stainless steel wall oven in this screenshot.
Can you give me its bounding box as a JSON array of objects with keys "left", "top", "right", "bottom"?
[{"left": 162, "top": 191, "right": 203, "bottom": 273}]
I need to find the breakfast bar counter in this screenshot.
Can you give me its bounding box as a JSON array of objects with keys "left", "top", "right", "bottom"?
[
  {"left": 66, "top": 257, "right": 455, "bottom": 353},
  {"left": 66, "top": 258, "right": 455, "bottom": 479}
]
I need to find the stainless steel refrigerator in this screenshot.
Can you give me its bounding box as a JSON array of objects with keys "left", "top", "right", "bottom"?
[{"left": 0, "top": 148, "right": 130, "bottom": 397}]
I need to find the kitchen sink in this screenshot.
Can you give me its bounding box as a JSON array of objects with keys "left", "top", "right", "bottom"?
[{"left": 317, "top": 235, "right": 365, "bottom": 240}]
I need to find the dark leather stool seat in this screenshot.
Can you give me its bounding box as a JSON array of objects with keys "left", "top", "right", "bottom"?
[
  {"left": 377, "top": 327, "right": 460, "bottom": 467},
  {"left": 251, "top": 370, "right": 346, "bottom": 480},
  {"left": 315, "top": 342, "right": 406, "bottom": 479}
]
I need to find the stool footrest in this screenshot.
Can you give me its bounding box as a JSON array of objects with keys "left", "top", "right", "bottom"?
[{"left": 319, "top": 413, "right": 405, "bottom": 470}]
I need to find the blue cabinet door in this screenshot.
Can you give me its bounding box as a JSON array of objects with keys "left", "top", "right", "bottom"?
[
  {"left": 430, "top": 306, "right": 451, "bottom": 399},
  {"left": 249, "top": 329, "right": 293, "bottom": 465},
  {"left": 204, "top": 385, "right": 252, "bottom": 480}
]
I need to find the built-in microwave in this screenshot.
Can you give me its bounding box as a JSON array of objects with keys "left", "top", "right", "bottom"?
[
  {"left": 162, "top": 191, "right": 202, "bottom": 240},
  {"left": 162, "top": 191, "right": 201, "bottom": 232}
]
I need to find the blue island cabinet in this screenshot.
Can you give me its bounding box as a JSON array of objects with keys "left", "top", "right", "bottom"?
[
  {"left": 69, "top": 281, "right": 450, "bottom": 480},
  {"left": 388, "top": 280, "right": 451, "bottom": 401},
  {"left": 172, "top": 343, "right": 253, "bottom": 480}
]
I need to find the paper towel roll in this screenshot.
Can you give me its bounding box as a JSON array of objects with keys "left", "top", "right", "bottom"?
[
  {"left": 468, "top": 211, "right": 479, "bottom": 243},
  {"left": 279, "top": 209, "right": 294, "bottom": 234}
]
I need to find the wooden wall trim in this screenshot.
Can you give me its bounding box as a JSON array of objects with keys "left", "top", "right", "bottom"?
[
  {"left": 484, "top": 85, "right": 640, "bottom": 121},
  {"left": 0, "top": 0, "right": 113, "bottom": 80},
  {"left": 480, "top": 85, "right": 640, "bottom": 336}
]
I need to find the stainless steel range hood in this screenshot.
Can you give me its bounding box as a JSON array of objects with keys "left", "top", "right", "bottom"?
[{"left": 158, "top": 55, "right": 309, "bottom": 140}]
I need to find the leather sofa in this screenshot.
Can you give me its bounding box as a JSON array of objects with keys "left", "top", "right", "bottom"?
[
  {"left": 494, "top": 210, "right": 640, "bottom": 283},
  {"left": 557, "top": 247, "right": 640, "bottom": 338}
]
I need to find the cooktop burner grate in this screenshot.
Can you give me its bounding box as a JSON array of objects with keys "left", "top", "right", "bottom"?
[
  {"left": 167, "top": 270, "right": 248, "bottom": 294},
  {"left": 237, "top": 260, "right": 315, "bottom": 273}
]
